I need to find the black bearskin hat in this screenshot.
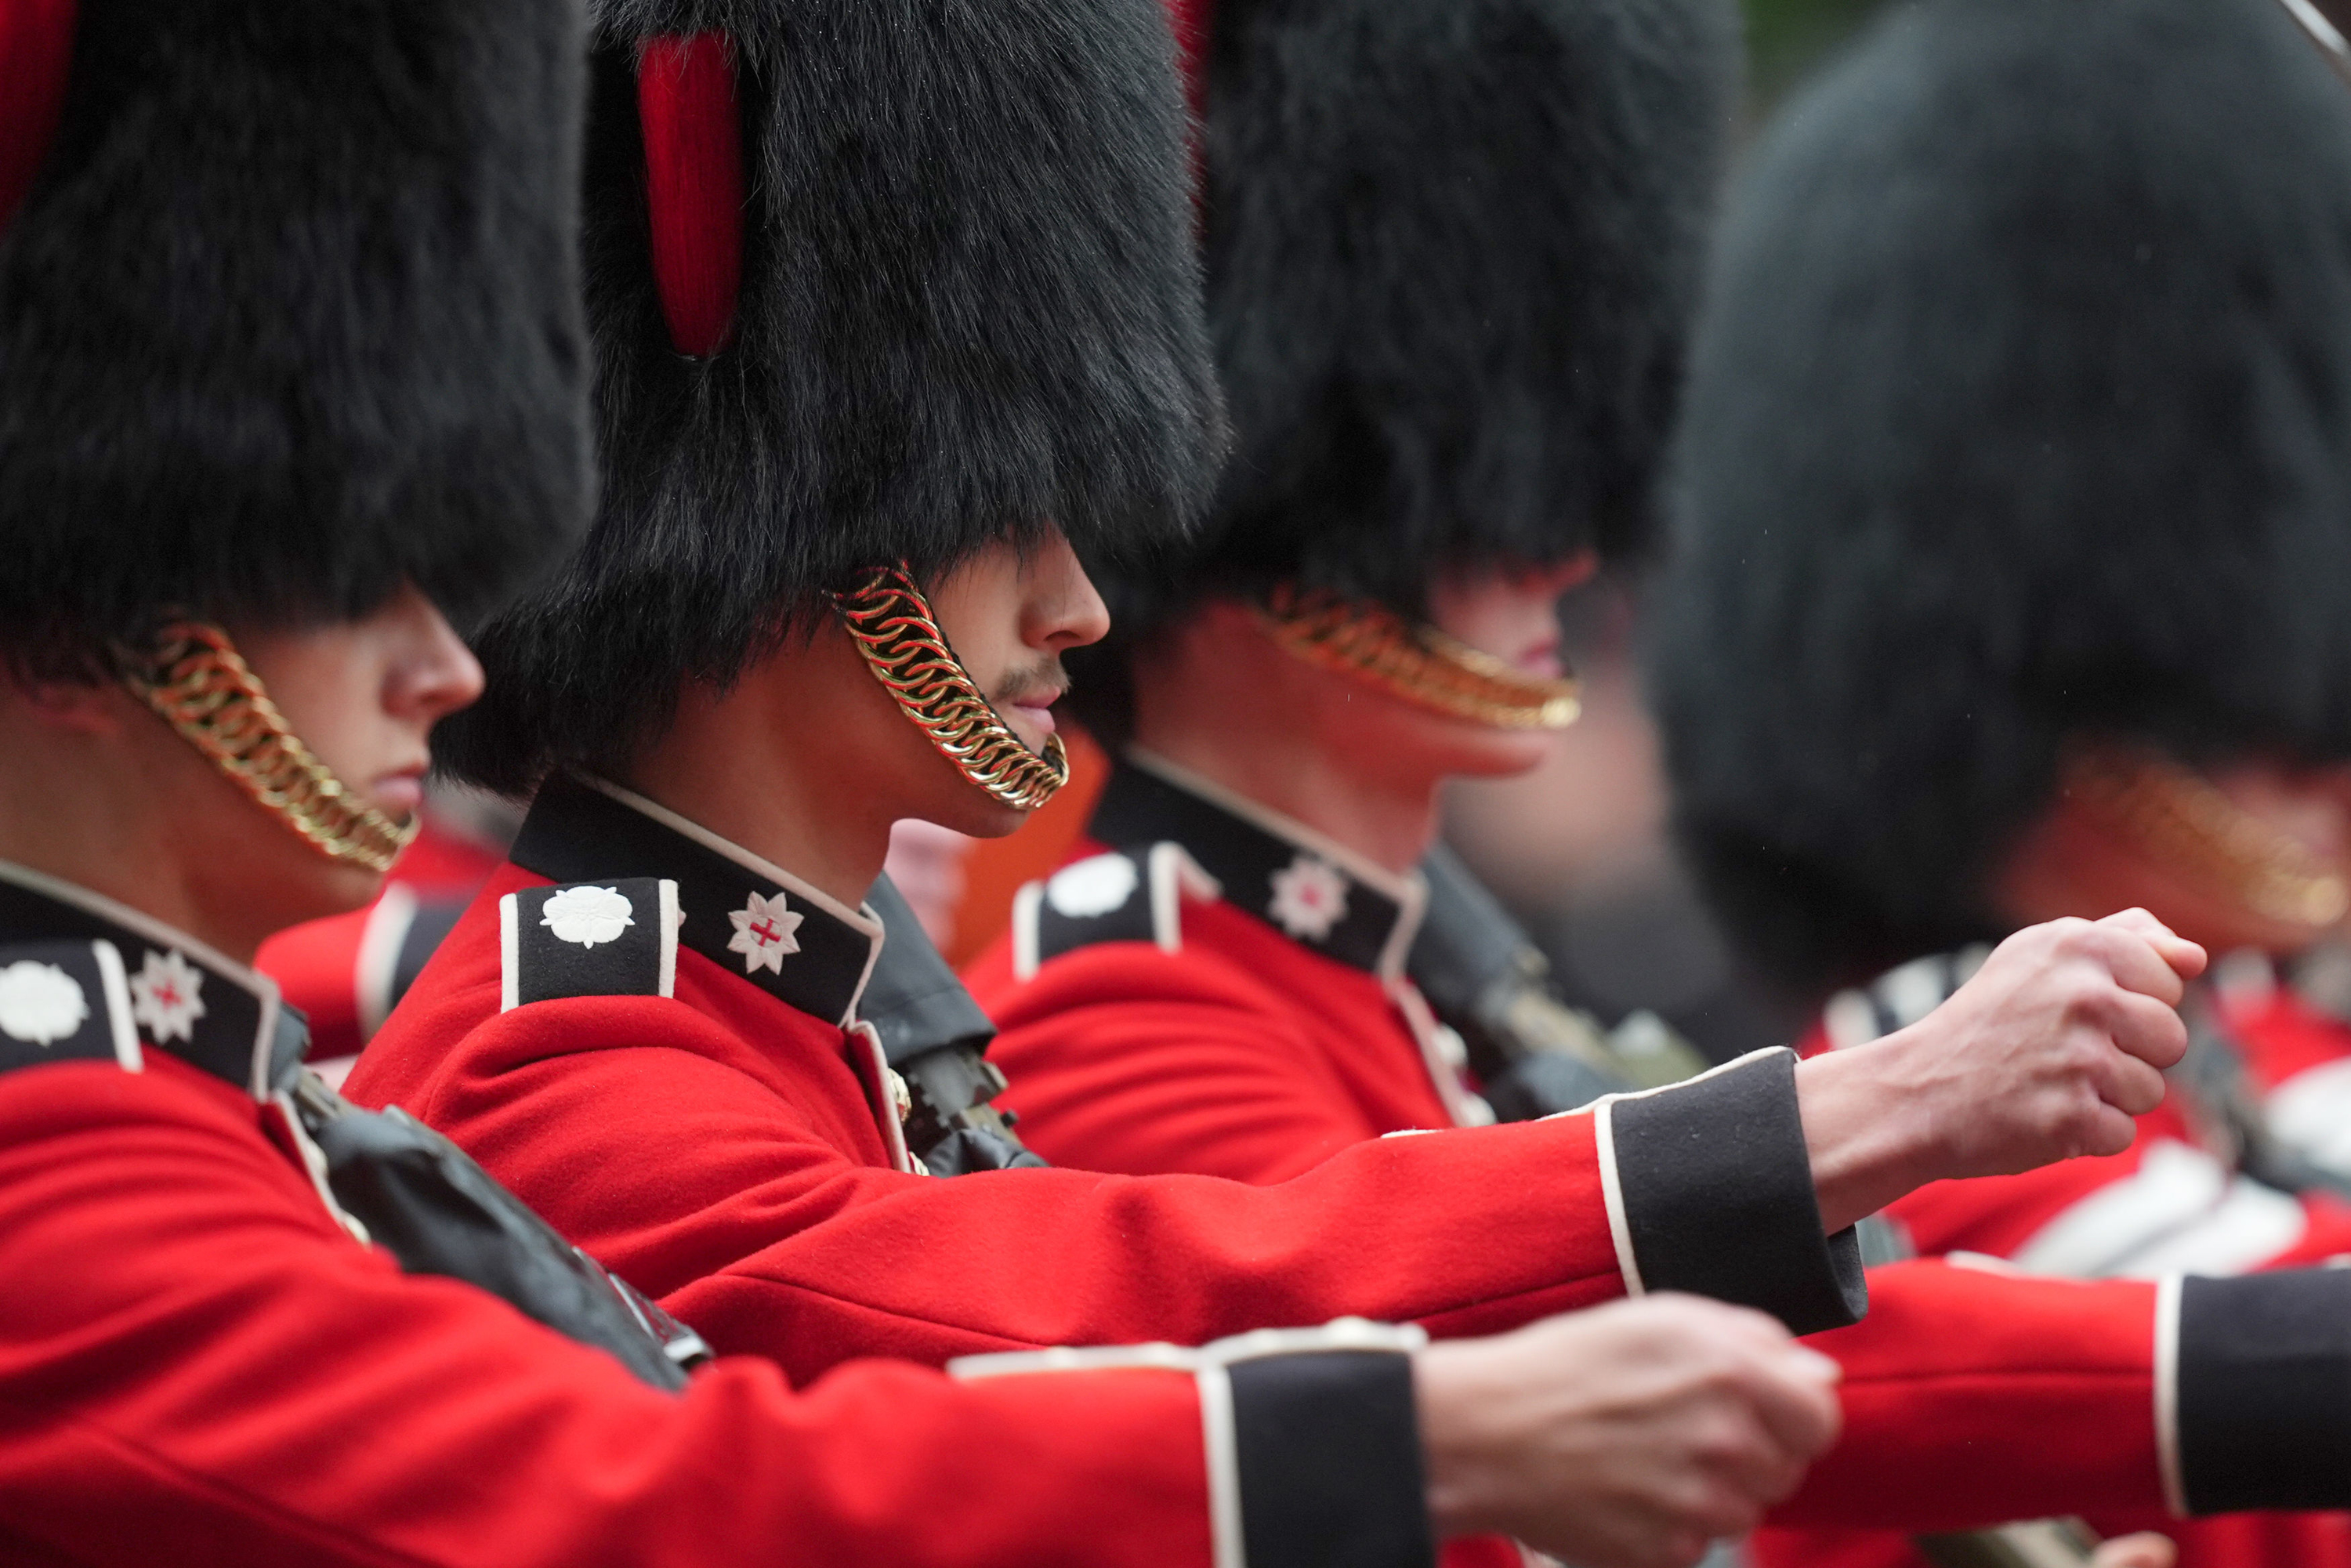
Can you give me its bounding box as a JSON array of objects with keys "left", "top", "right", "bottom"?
[
  {"left": 1649, "top": 0, "right": 2351, "bottom": 999},
  {"left": 0, "top": 0, "right": 592, "bottom": 675},
  {"left": 1064, "top": 0, "right": 1741, "bottom": 747},
  {"left": 439, "top": 0, "right": 1222, "bottom": 795}
]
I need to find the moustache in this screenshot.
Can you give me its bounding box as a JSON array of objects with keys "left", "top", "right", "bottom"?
[{"left": 989, "top": 656, "right": 1069, "bottom": 712}]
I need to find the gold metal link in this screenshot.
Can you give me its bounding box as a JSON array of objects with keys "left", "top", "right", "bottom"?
[
  {"left": 831, "top": 567, "right": 1070, "bottom": 812},
  {"left": 121, "top": 623, "right": 418, "bottom": 873},
  {"left": 2068, "top": 748, "right": 2350, "bottom": 929},
  {"left": 1256, "top": 585, "right": 1582, "bottom": 731}
]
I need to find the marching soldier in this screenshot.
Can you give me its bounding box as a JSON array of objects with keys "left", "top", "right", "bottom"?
[
  {"left": 347, "top": 0, "right": 2351, "bottom": 1556},
  {"left": 1645, "top": 0, "right": 2351, "bottom": 1563},
  {"left": 966, "top": 0, "right": 2351, "bottom": 1561},
  {"left": 0, "top": 2, "right": 1875, "bottom": 1566}
]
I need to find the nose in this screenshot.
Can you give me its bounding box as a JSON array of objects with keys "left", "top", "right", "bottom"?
[
  {"left": 1022, "top": 531, "right": 1112, "bottom": 653},
  {"left": 384, "top": 585, "right": 487, "bottom": 726},
  {"left": 1523, "top": 550, "right": 1601, "bottom": 598}
]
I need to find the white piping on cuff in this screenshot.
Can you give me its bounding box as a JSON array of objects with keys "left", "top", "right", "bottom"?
[
  {"left": 2154, "top": 1273, "right": 2186, "bottom": 1519},
  {"left": 1197, "top": 1363, "right": 1248, "bottom": 1568},
  {"left": 1593, "top": 1097, "right": 1646, "bottom": 1296}
]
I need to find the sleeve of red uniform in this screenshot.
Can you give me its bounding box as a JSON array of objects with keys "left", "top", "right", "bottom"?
[
  {"left": 0, "top": 1061, "right": 1434, "bottom": 1568},
  {"left": 986, "top": 940, "right": 1864, "bottom": 1333},
  {"left": 418, "top": 990, "right": 1852, "bottom": 1392},
  {"left": 1768, "top": 1257, "right": 2351, "bottom": 1532}
]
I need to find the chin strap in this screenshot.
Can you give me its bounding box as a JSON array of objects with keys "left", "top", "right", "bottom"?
[
  {"left": 831, "top": 566, "right": 1070, "bottom": 813},
  {"left": 2067, "top": 748, "right": 2350, "bottom": 932},
  {"left": 1255, "top": 584, "right": 1582, "bottom": 732},
  {"left": 120, "top": 623, "right": 418, "bottom": 874}
]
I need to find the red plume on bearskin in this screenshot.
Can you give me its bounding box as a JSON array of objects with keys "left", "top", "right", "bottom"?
[
  {"left": 636, "top": 33, "right": 742, "bottom": 359},
  {"left": 0, "top": 0, "right": 74, "bottom": 234}
]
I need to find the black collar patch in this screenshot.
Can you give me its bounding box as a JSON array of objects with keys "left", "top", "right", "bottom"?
[
  {"left": 1091, "top": 755, "right": 1427, "bottom": 978},
  {"left": 0, "top": 862, "right": 295, "bottom": 1097},
  {"left": 512, "top": 777, "right": 882, "bottom": 1027}
]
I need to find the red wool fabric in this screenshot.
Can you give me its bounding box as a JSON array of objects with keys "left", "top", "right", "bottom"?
[{"left": 0, "top": 1052, "right": 1216, "bottom": 1568}]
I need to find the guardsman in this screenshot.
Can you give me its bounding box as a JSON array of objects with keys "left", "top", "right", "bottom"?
[
  {"left": 1645, "top": 0, "right": 2351, "bottom": 1563},
  {"left": 345, "top": 0, "right": 2351, "bottom": 1556},
  {"left": 0, "top": 3, "right": 1875, "bottom": 1566},
  {"left": 965, "top": 0, "right": 2351, "bottom": 1561}
]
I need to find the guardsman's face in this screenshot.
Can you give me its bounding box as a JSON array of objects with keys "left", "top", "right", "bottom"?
[
  {"left": 230, "top": 582, "right": 487, "bottom": 828},
  {"left": 917, "top": 531, "right": 1110, "bottom": 831},
  {"left": 1997, "top": 751, "right": 2351, "bottom": 957},
  {"left": 1404, "top": 552, "right": 1602, "bottom": 780},
  {"left": 213, "top": 583, "right": 486, "bottom": 923},
  {"left": 3, "top": 582, "right": 486, "bottom": 960}
]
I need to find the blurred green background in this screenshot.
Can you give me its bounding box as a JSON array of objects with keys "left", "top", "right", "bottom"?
[{"left": 1744, "top": 0, "right": 1886, "bottom": 108}]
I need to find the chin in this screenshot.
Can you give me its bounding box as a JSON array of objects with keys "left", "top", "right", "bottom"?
[
  {"left": 935, "top": 797, "right": 1031, "bottom": 841},
  {"left": 1427, "top": 725, "right": 1560, "bottom": 781}
]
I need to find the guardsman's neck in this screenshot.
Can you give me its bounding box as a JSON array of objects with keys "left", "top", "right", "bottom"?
[
  {"left": 1127, "top": 717, "right": 1440, "bottom": 877},
  {"left": 618, "top": 737, "right": 890, "bottom": 912}
]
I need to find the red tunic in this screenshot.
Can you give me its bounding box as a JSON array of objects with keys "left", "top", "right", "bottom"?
[
  {"left": 2222, "top": 970, "right": 2351, "bottom": 1190},
  {"left": 1766, "top": 954, "right": 2351, "bottom": 1568},
  {"left": 0, "top": 862, "right": 1277, "bottom": 1568},
  {"left": 968, "top": 758, "right": 2351, "bottom": 1559},
  {"left": 350, "top": 775, "right": 1863, "bottom": 1386}
]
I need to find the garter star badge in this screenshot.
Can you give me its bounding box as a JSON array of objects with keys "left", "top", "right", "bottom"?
[
  {"left": 728, "top": 890, "right": 804, "bottom": 976},
  {"left": 1268, "top": 854, "right": 1349, "bottom": 943},
  {"left": 129, "top": 949, "right": 206, "bottom": 1043}
]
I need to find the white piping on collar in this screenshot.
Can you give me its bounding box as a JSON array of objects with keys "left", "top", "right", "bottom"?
[
  {"left": 580, "top": 777, "right": 886, "bottom": 1027},
  {"left": 0, "top": 859, "right": 282, "bottom": 1099},
  {"left": 1124, "top": 748, "right": 1429, "bottom": 980}
]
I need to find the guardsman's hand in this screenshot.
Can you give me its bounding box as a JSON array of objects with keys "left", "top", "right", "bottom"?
[
  {"left": 1795, "top": 909, "right": 2205, "bottom": 1231},
  {"left": 1415, "top": 1295, "right": 1842, "bottom": 1568}
]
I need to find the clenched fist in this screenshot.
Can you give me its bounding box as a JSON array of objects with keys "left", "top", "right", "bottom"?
[
  {"left": 1798, "top": 909, "right": 2207, "bottom": 1230},
  {"left": 1415, "top": 1295, "right": 1842, "bottom": 1568}
]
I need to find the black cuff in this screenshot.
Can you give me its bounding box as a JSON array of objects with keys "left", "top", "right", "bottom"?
[
  {"left": 1230, "top": 1351, "right": 1435, "bottom": 1568},
  {"left": 1605, "top": 1048, "right": 1867, "bottom": 1335},
  {"left": 2176, "top": 1270, "right": 2351, "bottom": 1514}
]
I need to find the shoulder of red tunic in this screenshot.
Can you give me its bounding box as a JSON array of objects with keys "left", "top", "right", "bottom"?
[
  {"left": 351, "top": 864, "right": 778, "bottom": 1111},
  {"left": 971, "top": 835, "right": 1392, "bottom": 1022}
]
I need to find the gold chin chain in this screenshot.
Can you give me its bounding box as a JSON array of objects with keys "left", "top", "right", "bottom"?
[
  {"left": 831, "top": 567, "right": 1070, "bottom": 813},
  {"left": 1256, "top": 585, "right": 1583, "bottom": 731},
  {"left": 121, "top": 623, "right": 419, "bottom": 874},
  {"left": 2067, "top": 750, "right": 2351, "bottom": 929}
]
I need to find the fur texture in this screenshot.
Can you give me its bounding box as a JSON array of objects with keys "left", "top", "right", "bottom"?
[
  {"left": 1066, "top": 0, "right": 1740, "bottom": 748},
  {"left": 0, "top": 0, "right": 592, "bottom": 672},
  {"left": 440, "top": 0, "right": 1221, "bottom": 793},
  {"left": 1648, "top": 0, "right": 2351, "bottom": 998}
]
